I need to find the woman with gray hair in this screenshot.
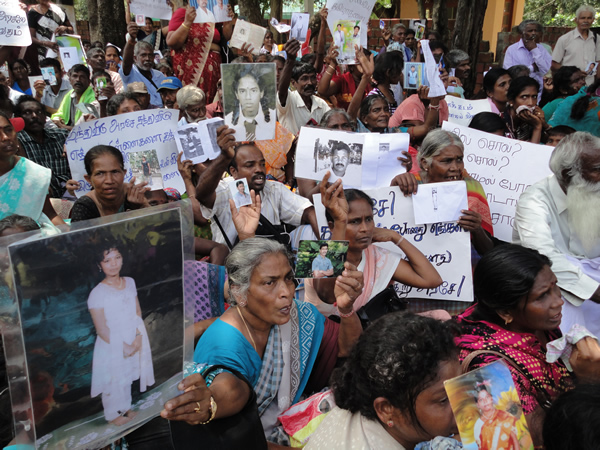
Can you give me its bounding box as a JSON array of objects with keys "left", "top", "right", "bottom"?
[
  {"left": 394, "top": 129, "right": 495, "bottom": 255},
  {"left": 162, "top": 232, "right": 364, "bottom": 445},
  {"left": 177, "top": 85, "right": 207, "bottom": 125}
]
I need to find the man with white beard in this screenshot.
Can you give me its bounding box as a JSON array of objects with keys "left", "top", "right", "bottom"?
[{"left": 513, "top": 132, "right": 600, "bottom": 336}]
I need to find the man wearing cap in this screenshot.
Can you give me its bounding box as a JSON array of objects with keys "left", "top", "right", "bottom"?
[
  {"left": 157, "top": 77, "right": 182, "bottom": 109},
  {"left": 120, "top": 22, "right": 167, "bottom": 107},
  {"left": 127, "top": 82, "right": 158, "bottom": 109}
]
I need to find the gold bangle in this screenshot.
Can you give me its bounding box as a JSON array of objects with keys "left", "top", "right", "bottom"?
[
  {"left": 198, "top": 396, "right": 217, "bottom": 425},
  {"left": 328, "top": 64, "right": 336, "bottom": 71},
  {"left": 181, "top": 22, "right": 190, "bottom": 29}
]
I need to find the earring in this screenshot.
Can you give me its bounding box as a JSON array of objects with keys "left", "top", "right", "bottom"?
[
  {"left": 98, "top": 266, "right": 102, "bottom": 272},
  {"left": 238, "top": 300, "right": 247, "bottom": 308},
  {"left": 387, "top": 420, "right": 394, "bottom": 427},
  {"left": 504, "top": 317, "right": 512, "bottom": 325}
]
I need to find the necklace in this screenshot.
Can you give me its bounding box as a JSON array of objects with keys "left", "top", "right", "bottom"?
[
  {"left": 237, "top": 306, "right": 258, "bottom": 353},
  {"left": 105, "top": 277, "right": 124, "bottom": 289}
]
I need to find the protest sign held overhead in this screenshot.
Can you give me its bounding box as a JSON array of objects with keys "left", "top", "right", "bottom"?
[{"left": 0, "top": 0, "right": 31, "bottom": 46}]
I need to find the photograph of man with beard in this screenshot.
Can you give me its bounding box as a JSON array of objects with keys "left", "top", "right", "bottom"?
[
  {"left": 222, "top": 63, "right": 277, "bottom": 141},
  {"left": 514, "top": 132, "right": 600, "bottom": 337}
]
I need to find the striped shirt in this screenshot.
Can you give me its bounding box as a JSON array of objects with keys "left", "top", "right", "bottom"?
[{"left": 17, "top": 128, "right": 71, "bottom": 198}]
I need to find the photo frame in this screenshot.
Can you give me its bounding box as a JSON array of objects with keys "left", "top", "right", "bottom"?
[
  {"left": 290, "top": 13, "right": 310, "bottom": 43},
  {"left": 129, "top": 149, "right": 164, "bottom": 190},
  {"left": 444, "top": 360, "right": 533, "bottom": 449},
  {"left": 5, "top": 206, "right": 192, "bottom": 449},
  {"left": 333, "top": 20, "right": 362, "bottom": 64},
  {"left": 295, "top": 240, "right": 349, "bottom": 279},
  {"left": 228, "top": 177, "right": 252, "bottom": 208},
  {"left": 403, "top": 62, "right": 428, "bottom": 89},
  {"left": 221, "top": 63, "right": 277, "bottom": 142}
]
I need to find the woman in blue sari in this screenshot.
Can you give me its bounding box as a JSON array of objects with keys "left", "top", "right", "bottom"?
[{"left": 162, "top": 185, "right": 364, "bottom": 446}]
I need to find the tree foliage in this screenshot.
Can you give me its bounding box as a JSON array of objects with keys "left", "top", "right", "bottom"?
[{"left": 524, "top": 0, "right": 600, "bottom": 26}]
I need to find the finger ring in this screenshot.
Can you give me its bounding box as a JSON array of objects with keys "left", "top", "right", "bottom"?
[{"left": 194, "top": 401, "right": 202, "bottom": 413}]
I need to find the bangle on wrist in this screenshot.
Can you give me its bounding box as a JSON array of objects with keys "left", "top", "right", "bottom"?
[
  {"left": 338, "top": 307, "right": 354, "bottom": 318},
  {"left": 181, "top": 22, "right": 191, "bottom": 29},
  {"left": 395, "top": 234, "right": 404, "bottom": 246},
  {"left": 198, "top": 396, "right": 218, "bottom": 425},
  {"left": 428, "top": 104, "right": 440, "bottom": 110},
  {"left": 328, "top": 64, "right": 336, "bottom": 71}
]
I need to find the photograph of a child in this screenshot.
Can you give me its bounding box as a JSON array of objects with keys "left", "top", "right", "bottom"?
[
  {"left": 295, "top": 240, "right": 349, "bottom": 279},
  {"left": 8, "top": 208, "right": 185, "bottom": 449},
  {"left": 444, "top": 360, "right": 533, "bottom": 450},
  {"left": 404, "top": 63, "right": 427, "bottom": 89},
  {"left": 129, "top": 149, "right": 163, "bottom": 190},
  {"left": 228, "top": 178, "right": 252, "bottom": 208},
  {"left": 221, "top": 63, "right": 277, "bottom": 141}
]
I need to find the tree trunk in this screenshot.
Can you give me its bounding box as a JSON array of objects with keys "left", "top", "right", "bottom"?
[
  {"left": 270, "top": 0, "right": 282, "bottom": 43},
  {"left": 431, "top": 0, "right": 449, "bottom": 43},
  {"left": 87, "top": 0, "right": 127, "bottom": 48},
  {"left": 451, "top": 0, "right": 488, "bottom": 97},
  {"left": 416, "top": 0, "right": 426, "bottom": 20},
  {"left": 238, "top": 0, "right": 265, "bottom": 26}
]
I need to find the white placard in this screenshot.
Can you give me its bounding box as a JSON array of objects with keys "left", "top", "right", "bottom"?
[
  {"left": 0, "top": 0, "right": 31, "bottom": 46},
  {"left": 296, "top": 127, "right": 365, "bottom": 187},
  {"left": 65, "top": 109, "right": 185, "bottom": 197},
  {"left": 59, "top": 46, "right": 79, "bottom": 71},
  {"left": 175, "top": 118, "right": 224, "bottom": 164},
  {"left": 413, "top": 181, "right": 468, "bottom": 224},
  {"left": 314, "top": 187, "right": 473, "bottom": 302},
  {"left": 362, "top": 133, "right": 409, "bottom": 189},
  {"left": 129, "top": 0, "right": 172, "bottom": 20},
  {"left": 442, "top": 121, "right": 552, "bottom": 241},
  {"left": 325, "top": 0, "right": 375, "bottom": 50},
  {"left": 445, "top": 96, "right": 493, "bottom": 127},
  {"left": 230, "top": 20, "right": 266, "bottom": 55}
]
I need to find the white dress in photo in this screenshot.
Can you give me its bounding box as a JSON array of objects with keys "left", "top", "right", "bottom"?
[{"left": 88, "top": 277, "right": 155, "bottom": 421}]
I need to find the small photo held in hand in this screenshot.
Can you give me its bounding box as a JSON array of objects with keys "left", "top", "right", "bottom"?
[
  {"left": 295, "top": 240, "right": 349, "bottom": 279},
  {"left": 290, "top": 12, "right": 310, "bottom": 43},
  {"left": 129, "top": 149, "right": 164, "bottom": 190},
  {"left": 228, "top": 177, "right": 252, "bottom": 209},
  {"left": 404, "top": 63, "right": 428, "bottom": 89},
  {"left": 41, "top": 66, "right": 56, "bottom": 85},
  {"left": 333, "top": 20, "right": 362, "bottom": 64}
]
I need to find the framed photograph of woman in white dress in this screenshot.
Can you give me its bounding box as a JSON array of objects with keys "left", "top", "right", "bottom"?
[{"left": 6, "top": 206, "right": 187, "bottom": 449}]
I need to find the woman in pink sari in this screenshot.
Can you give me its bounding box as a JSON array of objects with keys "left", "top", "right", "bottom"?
[
  {"left": 304, "top": 184, "right": 442, "bottom": 318},
  {"left": 167, "top": 4, "right": 234, "bottom": 104}
]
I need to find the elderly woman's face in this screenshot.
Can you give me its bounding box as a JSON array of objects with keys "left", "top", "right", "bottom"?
[
  {"left": 186, "top": 99, "right": 207, "bottom": 123},
  {"left": 325, "top": 113, "right": 353, "bottom": 131},
  {"left": 363, "top": 98, "right": 390, "bottom": 131},
  {"left": 106, "top": 47, "right": 120, "bottom": 63},
  {"left": 422, "top": 145, "right": 464, "bottom": 183},
  {"left": 244, "top": 253, "right": 295, "bottom": 327},
  {"left": 505, "top": 265, "right": 563, "bottom": 333},
  {"left": 85, "top": 153, "right": 125, "bottom": 202}
]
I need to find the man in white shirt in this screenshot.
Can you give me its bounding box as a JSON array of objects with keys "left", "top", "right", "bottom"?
[
  {"left": 513, "top": 132, "right": 600, "bottom": 336},
  {"left": 552, "top": 5, "right": 600, "bottom": 85},
  {"left": 333, "top": 24, "right": 345, "bottom": 50},
  {"left": 277, "top": 39, "right": 330, "bottom": 135},
  {"left": 196, "top": 126, "right": 318, "bottom": 246},
  {"left": 503, "top": 20, "right": 551, "bottom": 98}
]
